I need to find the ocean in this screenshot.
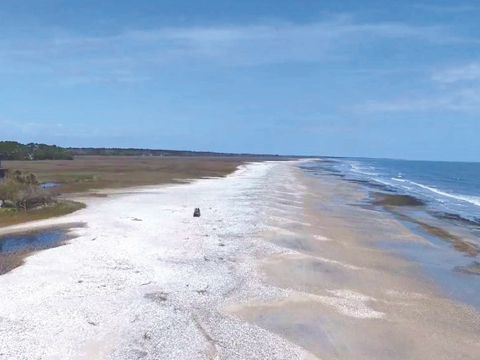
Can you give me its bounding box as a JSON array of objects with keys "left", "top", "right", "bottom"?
[
  {"left": 302, "top": 157, "right": 480, "bottom": 308},
  {"left": 306, "top": 157, "right": 480, "bottom": 227}
]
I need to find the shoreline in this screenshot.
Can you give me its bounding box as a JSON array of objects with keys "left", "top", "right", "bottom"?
[
  {"left": 1, "top": 160, "right": 479, "bottom": 359},
  {"left": 231, "top": 162, "right": 480, "bottom": 359}
]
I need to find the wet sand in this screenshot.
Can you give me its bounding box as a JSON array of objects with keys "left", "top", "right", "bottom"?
[
  {"left": 0, "top": 160, "right": 479, "bottom": 359},
  {"left": 230, "top": 166, "right": 480, "bottom": 359}
]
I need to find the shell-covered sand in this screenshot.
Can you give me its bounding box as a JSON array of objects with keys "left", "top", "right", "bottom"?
[{"left": 1, "top": 160, "right": 479, "bottom": 359}]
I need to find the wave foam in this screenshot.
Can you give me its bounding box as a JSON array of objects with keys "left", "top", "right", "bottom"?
[{"left": 398, "top": 180, "right": 480, "bottom": 207}]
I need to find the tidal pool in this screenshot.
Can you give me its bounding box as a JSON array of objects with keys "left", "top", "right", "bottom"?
[{"left": 0, "top": 223, "right": 84, "bottom": 274}]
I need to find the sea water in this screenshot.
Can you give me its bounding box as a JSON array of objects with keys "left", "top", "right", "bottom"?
[
  {"left": 305, "top": 158, "right": 480, "bottom": 226},
  {"left": 302, "top": 157, "right": 480, "bottom": 307}
]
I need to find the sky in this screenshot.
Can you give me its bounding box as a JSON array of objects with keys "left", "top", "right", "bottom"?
[{"left": 0, "top": 0, "right": 479, "bottom": 161}]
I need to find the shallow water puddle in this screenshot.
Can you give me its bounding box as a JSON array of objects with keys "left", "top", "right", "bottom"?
[
  {"left": 1, "top": 229, "right": 65, "bottom": 254},
  {"left": 0, "top": 223, "right": 85, "bottom": 274},
  {"left": 40, "top": 182, "right": 60, "bottom": 190}
]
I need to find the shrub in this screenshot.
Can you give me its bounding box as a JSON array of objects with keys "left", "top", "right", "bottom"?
[{"left": 0, "top": 171, "right": 52, "bottom": 212}]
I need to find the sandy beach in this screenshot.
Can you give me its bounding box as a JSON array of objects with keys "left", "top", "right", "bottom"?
[{"left": 1, "top": 160, "right": 479, "bottom": 359}]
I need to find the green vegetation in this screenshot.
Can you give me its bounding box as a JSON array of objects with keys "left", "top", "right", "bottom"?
[
  {"left": 0, "top": 200, "right": 85, "bottom": 227},
  {"left": 69, "top": 147, "right": 279, "bottom": 157},
  {"left": 0, "top": 141, "right": 280, "bottom": 161},
  {"left": 0, "top": 141, "right": 73, "bottom": 160}
]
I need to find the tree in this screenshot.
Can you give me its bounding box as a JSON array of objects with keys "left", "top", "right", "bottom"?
[{"left": 0, "top": 141, "right": 73, "bottom": 160}]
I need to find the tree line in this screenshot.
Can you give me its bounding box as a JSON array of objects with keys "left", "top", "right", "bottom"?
[{"left": 0, "top": 141, "right": 73, "bottom": 160}]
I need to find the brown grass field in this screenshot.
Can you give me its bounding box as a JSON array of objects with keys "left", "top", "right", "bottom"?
[{"left": 3, "top": 155, "right": 276, "bottom": 194}]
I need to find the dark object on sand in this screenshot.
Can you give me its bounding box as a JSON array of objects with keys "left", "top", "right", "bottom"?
[{"left": 193, "top": 208, "right": 201, "bottom": 217}]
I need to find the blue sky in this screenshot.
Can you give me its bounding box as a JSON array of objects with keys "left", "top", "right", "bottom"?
[{"left": 0, "top": 0, "right": 479, "bottom": 161}]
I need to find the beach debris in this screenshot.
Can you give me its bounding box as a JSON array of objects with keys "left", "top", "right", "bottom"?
[
  {"left": 132, "top": 350, "right": 148, "bottom": 358},
  {"left": 193, "top": 208, "right": 201, "bottom": 217},
  {"left": 145, "top": 291, "right": 168, "bottom": 303},
  {"left": 196, "top": 286, "right": 209, "bottom": 295}
]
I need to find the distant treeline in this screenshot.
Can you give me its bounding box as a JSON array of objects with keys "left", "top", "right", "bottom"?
[
  {"left": 0, "top": 141, "right": 73, "bottom": 160},
  {"left": 68, "top": 147, "right": 280, "bottom": 157},
  {"left": 0, "top": 141, "right": 283, "bottom": 160}
]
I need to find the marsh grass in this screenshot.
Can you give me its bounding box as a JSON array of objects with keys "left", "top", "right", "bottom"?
[{"left": 2, "top": 156, "right": 260, "bottom": 194}]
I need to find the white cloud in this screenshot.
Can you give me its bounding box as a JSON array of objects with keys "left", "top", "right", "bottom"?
[
  {"left": 414, "top": 3, "right": 480, "bottom": 13},
  {"left": 432, "top": 63, "right": 480, "bottom": 83},
  {"left": 356, "top": 62, "right": 480, "bottom": 114},
  {"left": 356, "top": 87, "right": 480, "bottom": 113},
  {"left": 0, "top": 16, "right": 475, "bottom": 84}
]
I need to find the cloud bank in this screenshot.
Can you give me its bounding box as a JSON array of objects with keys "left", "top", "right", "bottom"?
[{"left": 0, "top": 16, "right": 473, "bottom": 85}]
